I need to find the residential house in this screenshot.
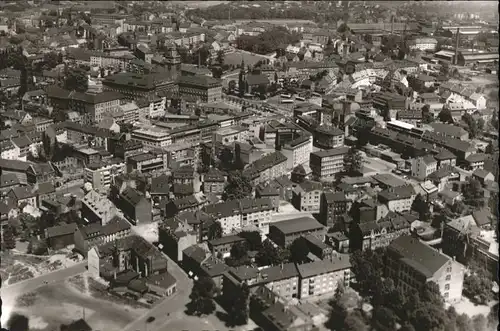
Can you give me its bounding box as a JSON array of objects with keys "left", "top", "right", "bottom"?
[
  {"left": 464, "top": 153, "right": 488, "bottom": 171},
  {"left": 354, "top": 212, "right": 411, "bottom": 251},
  {"left": 208, "top": 235, "right": 246, "bottom": 258},
  {"left": 243, "top": 152, "right": 288, "bottom": 185},
  {"left": 472, "top": 169, "right": 495, "bottom": 186},
  {"left": 73, "top": 216, "right": 132, "bottom": 255},
  {"left": 377, "top": 185, "right": 416, "bottom": 213},
  {"left": 118, "top": 187, "right": 152, "bottom": 225},
  {"left": 292, "top": 181, "right": 323, "bottom": 213},
  {"left": 319, "top": 191, "right": 351, "bottom": 228},
  {"left": 411, "top": 155, "right": 438, "bottom": 180},
  {"left": 202, "top": 169, "right": 225, "bottom": 195},
  {"left": 7, "top": 185, "right": 37, "bottom": 207}
]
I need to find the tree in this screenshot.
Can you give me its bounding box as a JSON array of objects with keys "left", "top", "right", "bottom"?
[
  {"left": 337, "top": 23, "right": 349, "bottom": 33},
  {"left": 64, "top": 69, "right": 88, "bottom": 92},
  {"left": 411, "top": 193, "right": 431, "bottom": 221},
  {"left": 230, "top": 241, "right": 249, "bottom": 261},
  {"left": 476, "top": 117, "right": 485, "bottom": 132},
  {"left": 239, "top": 231, "right": 262, "bottom": 251},
  {"left": 207, "top": 221, "right": 222, "bottom": 241},
  {"left": 233, "top": 143, "right": 244, "bottom": 170},
  {"left": 344, "top": 147, "right": 363, "bottom": 175},
  {"left": 463, "top": 177, "right": 484, "bottom": 207},
  {"left": 289, "top": 237, "right": 309, "bottom": 264},
  {"left": 463, "top": 273, "right": 492, "bottom": 305},
  {"left": 255, "top": 239, "right": 283, "bottom": 267},
  {"left": 186, "top": 277, "right": 217, "bottom": 316},
  {"left": 228, "top": 80, "right": 237, "bottom": 91},
  {"left": 462, "top": 113, "right": 479, "bottom": 139},
  {"left": 6, "top": 313, "right": 29, "bottom": 331},
  {"left": 222, "top": 171, "right": 252, "bottom": 201},
  {"left": 422, "top": 104, "right": 434, "bottom": 124},
  {"left": 2, "top": 226, "right": 16, "bottom": 249},
  {"left": 218, "top": 146, "right": 234, "bottom": 170},
  {"left": 27, "top": 239, "right": 48, "bottom": 255},
  {"left": 438, "top": 108, "right": 454, "bottom": 123},
  {"left": 372, "top": 306, "right": 398, "bottom": 331},
  {"left": 472, "top": 314, "right": 487, "bottom": 331},
  {"left": 43, "top": 52, "right": 60, "bottom": 69},
  {"left": 344, "top": 311, "right": 369, "bottom": 331},
  {"left": 216, "top": 49, "right": 225, "bottom": 66},
  {"left": 226, "top": 283, "right": 250, "bottom": 326},
  {"left": 291, "top": 164, "right": 306, "bottom": 183}
]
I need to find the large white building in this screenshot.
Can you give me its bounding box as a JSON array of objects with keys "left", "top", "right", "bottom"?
[
  {"left": 131, "top": 128, "right": 172, "bottom": 149},
  {"left": 281, "top": 134, "right": 313, "bottom": 170},
  {"left": 85, "top": 161, "right": 126, "bottom": 192}
]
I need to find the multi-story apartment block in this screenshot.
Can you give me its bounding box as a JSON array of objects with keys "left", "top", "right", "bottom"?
[
  {"left": 411, "top": 155, "right": 438, "bottom": 180},
  {"left": 90, "top": 51, "right": 134, "bottom": 71},
  {"left": 356, "top": 212, "right": 412, "bottom": 251},
  {"left": 243, "top": 152, "right": 288, "bottom": 185},
  {"left": 377, "top": 185, "right": 416, "bottom": 213},
  {"left": 73, "top": 216, "right": 132, "bottom": 255},
  {"left": 319, "top": 191, "right": 351, "bottom": 228},
  {"left": 203, "top": 169, "right": 225, "bottom": 195},
  {"left": 314, "top": 126, "right": 345, "bottom": 149},
  {"left": 0, "top": 141, "right": 20, "bottom": 160},
  {"left": 292, "top": 181, "right": 323, "bottom": 213},
  {"left": 268, "top": 217, "right": 325, "bottom": 248},
  {"left": 202, "top": 197, "right": 275, "bottom": 235},
  {"left": 127, "top": 152, "right": 168, "bottom": 174},
  {"left": 84, "top": 160, "right": 126, "bottom": 192},
  {"left": 310, "top": 147, "right": 349, "bottom": 179},
  {"left": 131, "top": 128, "right": 172, "bottom": 149},
  {"left": 137, "top": 96, "right": 166, "bottom": 119},
  {"left": 280, "top": 134, "right": 313, "bottom": 170},
  {"left": 297, "top": 256, "right": 351, "bottom": 300},
  {"left": 102, "top": 72, "right": 177, "bottom": 100},
  {"left": 203, "top": 200, "right": 241, "bottom": 235},
  {"left": 178, "top": 75, "right": 222, "bottom": 103},
  {"left": 386, "top": 236, "right": 464, "bottom": 303}
]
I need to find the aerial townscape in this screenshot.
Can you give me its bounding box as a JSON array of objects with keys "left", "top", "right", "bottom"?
[{"left": 0, "top": 1, "right": 498, "bottom": 331}]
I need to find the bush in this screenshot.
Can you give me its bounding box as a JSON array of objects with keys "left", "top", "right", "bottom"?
[{"left": 27, "top": 239, "right": 48, "bottom": 255}]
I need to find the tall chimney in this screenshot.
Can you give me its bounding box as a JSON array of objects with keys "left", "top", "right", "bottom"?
[
  {"left": 391, "top": 15, "right": 394, "bottom": 35},
  {"left": 454, "top": 28, "right": 460, "bottom": 65}
]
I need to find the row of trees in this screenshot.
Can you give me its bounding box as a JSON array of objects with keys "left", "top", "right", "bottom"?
[{"left": 235, "top": 26, "right": 301, "bottom": 55}]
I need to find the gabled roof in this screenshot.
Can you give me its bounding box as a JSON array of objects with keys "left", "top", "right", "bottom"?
[
  {"left": 120, "top": 187, "right": 145, "bottom": 206},
  {"left": 46, "top": 223, "right": 78, "bottom": 239}
]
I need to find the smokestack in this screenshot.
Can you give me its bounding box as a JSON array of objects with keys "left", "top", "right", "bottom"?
[
  {"left": 391, "top": 15, "right": 394, "bottom": 35},
  {"left": 454, "top": 28, "right": 460, "bottom": 65}
]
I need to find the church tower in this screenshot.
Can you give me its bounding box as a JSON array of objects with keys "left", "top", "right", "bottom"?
[{"left": 164, "top": 42, "right": 181, "bottom": 80}]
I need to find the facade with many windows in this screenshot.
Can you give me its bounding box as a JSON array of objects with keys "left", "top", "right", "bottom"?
[
  {"left": 178, "top": 75, "right": 222, "bottom": 103},
  {"left": 385, "top": 236, "right": 464, "bottom": 303},
  {"left": 310, "top": 147, "right": 349, "bottom": 178}
]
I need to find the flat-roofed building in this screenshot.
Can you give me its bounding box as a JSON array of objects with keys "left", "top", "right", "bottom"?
[
  {"left": 85, "top": 159, "right": 126, "bottom": 192},
  {"left": 310, "top": 146, "right": 349, "bottom": 179},
  {"left": 131, "top": 127, "right": 172, "bottom": 149},
  {"left": 127, "top": 152, "right": 167, "bottom": 174}
]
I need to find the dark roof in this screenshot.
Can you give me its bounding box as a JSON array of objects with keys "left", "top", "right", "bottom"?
[
  {"left": 296, "top": 254, "right": 351, "bottom": 278},
  {"left": 145, "top": 271, "right": 176, "bottom": 289},
  {"left": 178, "top": 75, "right": 222, "bottom": 88},
  {"left": 378, "top": 185, "right": 416, "bottom": 201},
  {"left": 209, "top": 234, "right": 245, "bottom": 247},
  {"left": 45, "top": 85, "right": 124, "bottom": 104},
  {"left": 0, "top": 173, "right": 21, "bottom": 188},
  {"left": 466, "top": 153, "right": 488, "bottom": 163},
  {"left": 388, "top": 235, "right": 451, "bottom": 278},
  {"left": 243, "top": 152, "right": 287, "bottom": 179},
  {"left": 120, "top": 187, "right": 144, "bottom": 206},
  {"left": 323, "top": 191, "right": 349, "bottom": 203},
  {"left": 204, "top": 168, "right": 225, "bottom": 182},
  {"left": 0, "top": 158, "right": 32, "bottom": 172},
  {"left": 37, "top": 182, "right": 55, "bottom": 195},
  {"left": 271, "top": 217, "right": 324, "bottom": 235},
  {"left": 310, "top": 146, "right": 349, "bottom": 158},
  {"left": 472, "top": 168, "right": 492, "bottom": 180},
  {"left": 151, "top": 174, "right": 170, "bottom": 195},
  {"left": 46, "top": 223, "right": 78, "bottom": 238}
]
